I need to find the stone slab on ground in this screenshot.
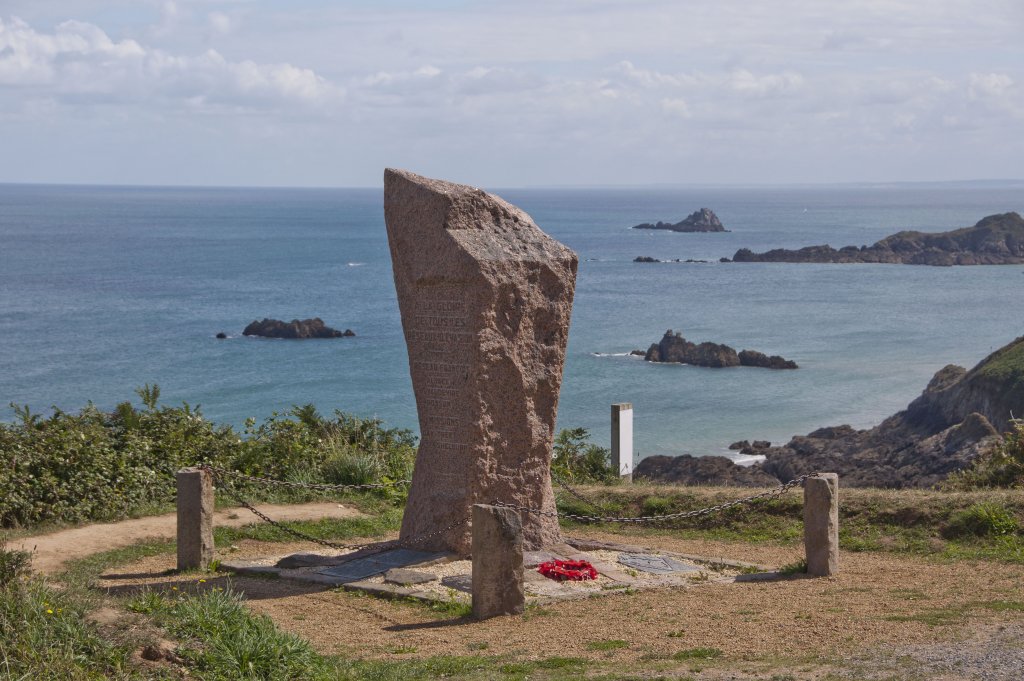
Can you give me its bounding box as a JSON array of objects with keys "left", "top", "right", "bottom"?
[
  {"left": 317, "top": 548, "right": 449, "bottom": 583},
  {"left": 222, "top": 537, "right": 775, "bottom": 608},
  {"left": 618, "top": 553, "right": 702, "bottom": 574},
  {"left": 275, "top": 552, "right": 355, "bottom": 569},
  {"left": 384, "top": 568, "right": 438, "bottom": 586}
]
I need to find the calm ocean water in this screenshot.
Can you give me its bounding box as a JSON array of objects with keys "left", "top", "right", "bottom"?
[{"left": 1, "top": 182, "right": 1022, "bottom": 462}]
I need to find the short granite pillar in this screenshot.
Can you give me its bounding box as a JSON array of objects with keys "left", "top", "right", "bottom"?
[
  {"left": 471, "top": 504, "right": 525, "bottom": 620},
  {"left": 803, "top": 473, "right": 839, "bottom": 576},
  {"left": 176, "top": 467, "right": 214, "bottom": 571},
  {"left": 611, "top": 403, "right": 633, "bottom": 482}
]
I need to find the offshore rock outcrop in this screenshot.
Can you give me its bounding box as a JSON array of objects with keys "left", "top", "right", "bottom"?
[
  {"left": 633, "top": 208, "right": 729, "bottom": 233},
  {"left": 242, "top": 318, "right": 354, "bottom": 339},
  {"left": 641, "top": 330, "right": 798, "bottom": 369},
  {"left": 727, "top": 212, "right": 1024, "bottom": 265},
  {"left": 636, "top": 335, "right": 1024, "bottom": 488}
]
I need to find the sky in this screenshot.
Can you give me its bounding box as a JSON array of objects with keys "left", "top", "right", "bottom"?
[{"left": 0, "top": 0, "right": 1022, "bottom": 187}]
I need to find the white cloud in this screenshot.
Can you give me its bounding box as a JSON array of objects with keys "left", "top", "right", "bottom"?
[
  {"left": 0, "top": 16, "right": 340, "bottom": 108},
  {"left": 728, "top": 69, "right": 804, "bottom": 97},
  {"left": 969, "top": 72, "right": 1013, "bottom": 99},
  {"left": 208, "top": 12, "right": 230, "bottom": 35},
  {"left": 660, "top": 97, "right": 691, "bottom": 118}
]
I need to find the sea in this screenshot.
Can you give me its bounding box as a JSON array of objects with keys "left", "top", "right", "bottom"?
[{"left": 1, "top": 182, "right": 1022, "bottom": 464}]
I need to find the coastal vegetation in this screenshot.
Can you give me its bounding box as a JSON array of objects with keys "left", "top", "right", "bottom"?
[{"left": 0, "top": 386, "right": 417, "bottom": 528}]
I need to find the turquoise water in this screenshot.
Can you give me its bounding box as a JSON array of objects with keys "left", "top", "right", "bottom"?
[{"left": 1, "top": 183, "right": 1021, "bottom": 461}]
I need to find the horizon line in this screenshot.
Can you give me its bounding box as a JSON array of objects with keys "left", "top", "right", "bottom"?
[{"left": 1, "top": 178, "right": 1023, "bottom": 191}]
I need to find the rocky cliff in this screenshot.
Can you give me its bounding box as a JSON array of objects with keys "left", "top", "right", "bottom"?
[
  {"left": 636, "top": 335, "right": 1024, "bottom": 488},
  {"left": 633, "top": 208, "right": 729, "bottom": 233},
  {"left": 727, "top": 212, "right": 1024, "bottom": 265},
  {"left": 642, "top": 330, "right": 798, "bottom": 369}
]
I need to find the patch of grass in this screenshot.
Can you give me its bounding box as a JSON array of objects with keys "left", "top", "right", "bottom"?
[
  {"left": 779, "top": 558, "right": 807, "bottom": 575},
  {"left": 967, "top": 599, "right": 1024, "bottom": 612},
  {"left": 587, "top": 639, "right": 629, "bottom": 651},
  {"left": 672, "top": 647, "right": 723, "bottom": 660},
  {"left": 0, "top": 577, "right": 144, "bottom": 679},
  {"left": 129, "top": 586, "right": 338, "bottom": 680},
  {"left": 213, "top": 507, "right": 403, "bottom": 545},
  {"left": 944, "top": 503, "right": 1019, "bottom": 538},
  {"left": 882, "top": 607, "right": 965, "bottom": 627},
  {"left": 426, "top": 589, "right": 473, "bottom": 619}
]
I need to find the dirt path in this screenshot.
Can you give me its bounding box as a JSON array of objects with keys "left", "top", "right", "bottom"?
[{"left": 12, "top": 502, "right": 362, "bottom": 574}]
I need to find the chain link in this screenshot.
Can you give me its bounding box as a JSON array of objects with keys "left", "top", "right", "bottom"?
[
  {"left": 496, "top": 473, "right": 817, "bottom": 523},
  {"left": 207, "top": 466, "right": 466, "bottom": 553},
  {"left": 549, "top": 468, "right": 608, "bottom": 512},
  {"left": 203, "top": 464, "right": 410, "bottom": 491}
]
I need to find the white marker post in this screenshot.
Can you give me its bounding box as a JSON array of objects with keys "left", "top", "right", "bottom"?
[{"left": 611, "top": 403, "right": 633, "bottom": 482}]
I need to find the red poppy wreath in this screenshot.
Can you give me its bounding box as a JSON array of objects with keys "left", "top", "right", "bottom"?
[{"left": 537, "top": 559, "right": 598, "bottom": 581}]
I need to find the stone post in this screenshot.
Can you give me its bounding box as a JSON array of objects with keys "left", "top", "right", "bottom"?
[
  {"left": 803, "top": 473, "right": 839, "bottom": 576},
  {"left": 176, "top": 467, "right": 214, "bottom": 571},
  {"left": 471, "top": 504, "right": 525, "bottom": 620},
  {"left": 610, "top": 403, "right": 633, "bottom": 482}
]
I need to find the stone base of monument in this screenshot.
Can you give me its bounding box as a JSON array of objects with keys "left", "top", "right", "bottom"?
[{"left": 219, "top": 538, "right": 777, "bottom": 608}]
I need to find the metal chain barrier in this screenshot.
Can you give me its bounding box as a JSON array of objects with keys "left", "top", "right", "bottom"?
[
  {"left": 203, "top": 464, "right": 410, "bottom": 492},
  {"left": 549, "top": 468, "right": 609, "bottom": 512},
  {"left": 204, "top": 465, "right": 466, "bottom": 553},
  {"left": 496, "top": 472, "right": 817, "bottom": 524}
]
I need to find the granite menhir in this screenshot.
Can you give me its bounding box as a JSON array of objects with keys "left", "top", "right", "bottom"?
[{"left": 383, "top": 169, "right": 578, "bottom": 556}]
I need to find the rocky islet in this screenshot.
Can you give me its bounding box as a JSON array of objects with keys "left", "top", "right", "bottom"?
[
  {"left": 632, "top": 208, "right": 729, "bottom": 233},
  {"left": 242, "top": 318, "right": 355, "bottom": 339},
  {"left": 639, "top": 329, "right": 798, "bottom": 369}
]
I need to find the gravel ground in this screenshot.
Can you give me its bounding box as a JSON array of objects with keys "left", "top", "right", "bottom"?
[{"left": 98, "top": 530, "right": 1024, "bottom": 678}]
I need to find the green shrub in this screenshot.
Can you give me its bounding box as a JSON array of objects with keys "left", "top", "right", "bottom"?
[
  {"left": 0, "top": 540, "right": 32, "bottom": 586},
  {"left": 944, "top": 503, "right": 1020, "bottom": 538},
  {"left": 551, "top": 427, "right": 617, "bottom": 484},
  {"left": 945, "top": 418, "right": 1024, "bottom": 490},
  {"left": 0, "top": 390, "right": 417, "bottom": 529},
  {"left": 641, "top": 496, "right": 673, "bottom": 516}
]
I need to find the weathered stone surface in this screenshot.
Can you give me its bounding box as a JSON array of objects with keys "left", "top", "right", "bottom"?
[
  {"left": 384, "top": 169, "right": 577, "bottom": 555},
  {"left": 275, "top": 552, "right": 351, "bottom": 569},
  {"left": 384, "top": 568, "right": 438, "bottom": 585},
  {"left": 803, "top": 474, "right": 839, "bottom": 576},
  {"left": 242, "top": 317, "right": 353, "bottom": 339},
  {"left": 176, "top": 468, "right": 213, "bottom": 570},
  {"left": 471, "top": 504, "right": 525, "bottom": 619}
]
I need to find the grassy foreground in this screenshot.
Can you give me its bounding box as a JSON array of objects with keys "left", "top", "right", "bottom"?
[{"left": 3, "top": 481, "right": 1023, "bottom": 680}]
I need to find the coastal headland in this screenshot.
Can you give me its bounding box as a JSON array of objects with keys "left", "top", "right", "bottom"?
[
  {"left": 637, "top": 334, "right": 1024, "bottom": 488},
  {"left": 725, "top": 212, "right": 1024, "bottom": 265}
]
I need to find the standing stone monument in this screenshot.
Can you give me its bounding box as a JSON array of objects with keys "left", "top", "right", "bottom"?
[{"left": 384, "top": 168, "right": 578, "bottom": 556}]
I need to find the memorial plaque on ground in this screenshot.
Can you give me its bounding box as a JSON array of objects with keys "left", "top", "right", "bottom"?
[
  {"left": 317, "top": 548, "right": 446, "bottom": 583},
  {"left": 384, "top": 169, "right": 578, "bottom": 555},
  {"left": 618, "top": 553, "right": 702, "bottom": 574}
]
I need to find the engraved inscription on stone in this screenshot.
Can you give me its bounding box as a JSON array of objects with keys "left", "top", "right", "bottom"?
[{"left": 384, "top": 168, "right": 578, "bottom": 555}]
